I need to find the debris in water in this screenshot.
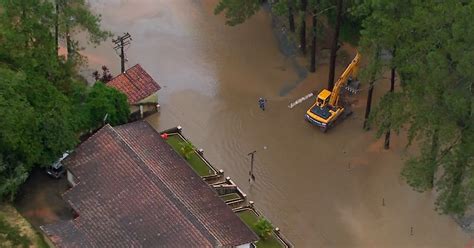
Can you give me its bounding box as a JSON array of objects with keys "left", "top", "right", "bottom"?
[{"left": 288, "top": 93, "right": 314, "bottom": 109}]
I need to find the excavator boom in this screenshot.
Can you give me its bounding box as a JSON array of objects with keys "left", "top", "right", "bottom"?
[{"left": 329, "top": 52, "right": 361, "bottom": 106}]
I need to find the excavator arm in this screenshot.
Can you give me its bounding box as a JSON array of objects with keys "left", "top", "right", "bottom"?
[{"left": 329, "top": 52, "right": 361, "bottom": 106}]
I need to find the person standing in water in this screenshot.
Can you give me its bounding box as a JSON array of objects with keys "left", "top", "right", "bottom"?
[{"left": 258, "top": 97, "right": 267, "bottom": 111}]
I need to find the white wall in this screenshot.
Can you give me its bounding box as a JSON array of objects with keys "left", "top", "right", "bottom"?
[
  {"left": 137, "top": 91, "right": 158, "bottom": 104},
  {"left": 67, "top": 171, "right": 78, "bottom": 187},
  {"left": 236, "top": 243, "right": 251, "bottom": 248}
]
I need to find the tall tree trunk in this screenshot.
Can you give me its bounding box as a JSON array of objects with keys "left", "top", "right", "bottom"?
[
  {"left": 327, "top": 0, "right": 343, "bottom": 91},
  {"left": 384, "top": 49, "right": 397, "bottom": 149},
  {"left": 288, "top": 0, "right": 295, "bottom": 33},
  {"left": 310, "top": 11, "right": 317, "bottom": 72},
  {"left": 363, "top": 81, "right": 375, "bottom": 130},
  {"left": 66, "top": 24, "right": 72, "bottom": 60},
  {"left": 299, "top": 0, "right": 307, "bottom": 55},
  {"left": 363, "top": 48, "right": 380, "bottom": 130},
  {"left": 428, "top": 128, "right": 439, "bottom": 187},
  {"left": 55, "top": 1, "right": 59, "bottom": 55}
]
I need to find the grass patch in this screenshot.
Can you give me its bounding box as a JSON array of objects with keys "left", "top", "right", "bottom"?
[
  {"left": 0, "top": 215, "right": 31, "bottom": 248},
  {"left": 237, "top": 210, "right": 284, "bottom": 248},
  {"left": 166, "top": 134, "right": 214, "bottom": 177},
  {"left": 35, "top": 231, "right": 49, "bottom": 248},
  {"left": 0, "top": 204, "right": 50, "bottom": 248},
  {"left": 219, "top": 193, "right": 241, "bottom": 202}
]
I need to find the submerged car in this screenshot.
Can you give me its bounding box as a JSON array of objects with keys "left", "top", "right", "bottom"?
[{"left": 46, "top": 152, "right": 70, "bottom": 178}]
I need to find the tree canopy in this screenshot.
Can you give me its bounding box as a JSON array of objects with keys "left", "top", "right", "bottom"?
[
  {"left": 55, "top": 0, "right": 111, "bottom": 58},
  {"left": 214, "top": 0, "right": 261, "bottom": 26},
  {"left": 364, "top": 0, "right": 474, "bottom": 216},
  {"left": 0, "top": 0, "right": 128, "bottom": 201}
]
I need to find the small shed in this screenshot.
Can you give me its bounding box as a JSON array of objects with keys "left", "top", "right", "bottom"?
[{"left": 106, "top": 64, "right": 161, "bottom": 118}]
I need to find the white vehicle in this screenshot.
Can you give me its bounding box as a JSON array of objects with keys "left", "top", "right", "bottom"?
[{"left": 46, "top": 152, "right": 70, "bottom": 179}]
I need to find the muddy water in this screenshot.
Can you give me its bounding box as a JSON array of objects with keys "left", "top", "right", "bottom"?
[{"left": 70, "top": 0, "right": 473, "bottom": 247}]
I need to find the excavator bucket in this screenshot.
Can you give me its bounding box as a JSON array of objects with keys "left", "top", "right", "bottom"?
[{"left": 344, "top": 79, "right": 360, "bottom": 95}]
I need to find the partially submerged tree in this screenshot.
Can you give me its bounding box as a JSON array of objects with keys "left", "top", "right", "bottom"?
[
  {"left": 309, "top": 0, "right": 319, "bottom": 72},
  {"left": 354, "top": 0, "right": 410, "bottom": 135},
  {"left": 368, "top": 0, "right": 474, "bottom": 216},
  {"left": 55, "top": 0, "right": 111, "bottom": 59},
  {"left": 326, "top": 0, "right": 342, "bottom": 90},
  {"left": 299, "top": 0, "right": 308, "bottom": 55}
]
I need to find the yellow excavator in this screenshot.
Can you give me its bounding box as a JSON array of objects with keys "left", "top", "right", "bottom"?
[{"left": 305, "top": 52, "right": 361, "bottom": 132}]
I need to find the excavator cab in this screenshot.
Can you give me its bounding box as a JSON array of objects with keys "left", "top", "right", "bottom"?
[{"left": 316, "top": 89, "right": 332, "bottom": 108}]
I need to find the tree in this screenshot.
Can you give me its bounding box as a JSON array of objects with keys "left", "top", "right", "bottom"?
[
  {"left": 0, "top": 0, "right": 122, "bottom": 201},
  {"left": 0, "top": 69, "right": 39, "bottom": 201},
  {"left": 354, "top": 0, "right": 410, "bottom": 132},
  {"left": 85, "top": 82, "right": 130, "bottom": 128},
  {"left": 299, "top": 0, "right": 308, "bottom": 55},
  {"left": 214, "top": 0, "right": 261, "bottom": 26},
  {"left": 384, "top": 47, "right": 396, "bottom": 149},
  {"left": 0, "top": 157, "right": 29, "bottom": 202},
  {"left": 0, "top": 66, "right": 78, "bottom": 201},
  {"left": 308, "top": 0, "right": 327, "bottom": 72},
  {"left": 327, "top": 0, "right": 342, "bottom": 90},
  {"left": 179, "top": 141, "right": 196, "bottom": 160},
  {"left": 0, "top": 0, "right": 57, "bottom": 73},
  {"left": 93, "top": 65, "right": 114, "bottom": 83},
  {"left": 288, "top": 0, "right": 296, "bottom": 32},
  {"left": 369, "top": 0, "right": 474, "bottom": 216},
  {"left": 273, "top": 0, "right": 297, "bottom": 33},
  {"left": 55, "top": 0, "right": 111, "bottom": 59}
]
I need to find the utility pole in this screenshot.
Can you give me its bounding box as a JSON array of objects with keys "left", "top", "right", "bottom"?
[
  {"left": 248, "top": 150, "right": 257, "bottom": 182},
  {"left": 113, "top": 33, "right": 132, "bottom": 73}
]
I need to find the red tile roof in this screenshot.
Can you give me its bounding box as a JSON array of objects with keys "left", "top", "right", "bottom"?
[
  {"left": 41, "top": 121, "right": 258, "bottom": 248},
  {"left": 106, "top": 64, "right": 161, "bottom": 104}
]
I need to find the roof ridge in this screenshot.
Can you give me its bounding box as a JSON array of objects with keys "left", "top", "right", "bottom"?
[
  {"left": 110, "top": 123, "right": 220, "bottom": 246},
  {"left": 106, "top": 64, "right": 139, "bottom": 85},
  {"left": 63, "top": 124, "right": 113, "bottom": 169}
]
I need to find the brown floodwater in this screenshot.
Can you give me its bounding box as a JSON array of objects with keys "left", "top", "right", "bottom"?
[{"left": 17, "top": 0, "right": 471, "bottom": 247}]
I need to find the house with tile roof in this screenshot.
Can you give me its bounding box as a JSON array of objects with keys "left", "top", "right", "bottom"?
[
  {"left": 106, "top": 64, "right": 161, "bottom": 119},
  {"left": 40, "top": 121, "right": 258, "bottom": 248}
]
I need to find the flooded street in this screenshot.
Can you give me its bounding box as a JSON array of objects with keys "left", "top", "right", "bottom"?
[{"left": 26, "top": 0, "right": 469, "bottom": 247}]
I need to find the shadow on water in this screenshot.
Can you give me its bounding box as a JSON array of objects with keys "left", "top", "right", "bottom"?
[
  {"left": 265, "top": 4, "right": 309, "bottom": 97},
  {"left": 14, "top": 168, "right": 73, "bottom": 228}
]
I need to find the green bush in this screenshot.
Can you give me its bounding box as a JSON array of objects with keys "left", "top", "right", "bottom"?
[
  {"left": 254, "top": 217, "right": 273, "bottom": 240},
  {"left": 179, "top": 141, "right": 195, "bottom": 160}
]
